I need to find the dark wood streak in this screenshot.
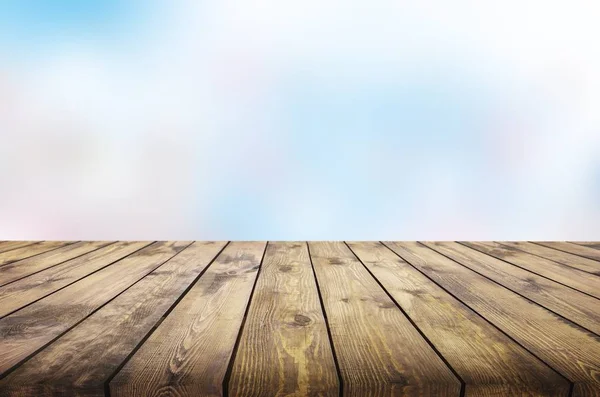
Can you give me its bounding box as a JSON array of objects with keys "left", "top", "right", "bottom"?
[
  {"left": 228, "top": 241, "right": 339, "bottom": 397},
  {"left": 0, "top": 241, "right": 226, "bottom": 397},
  {"left": 425, "top": 242, "right": 600, "bottom": 335},
  {"left": 0, "top": 241, "right": 190, "bottom": 376},
  {"left": 385, "top": 241, "right": 600, "bottom": 397},
  {"left": 349, "top": 241, "right": 569, "bottom": 396},
  {"left": 0, "top": 241, "right": 112, "bottom": 287},
  {"left": 462, "top": 241, "right": 600, "bottom": 299},
  {"left": 309, "top": 241, "right": 461, "bottom": 397},
  {"left": 110, "top": 241, "right": 266, "bottom": 397}
]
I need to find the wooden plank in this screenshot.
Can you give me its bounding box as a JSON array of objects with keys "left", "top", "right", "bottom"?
[
  {"left": 0, "top": 241, "right": 227, "bottom": 397},
  {"left": 308, "top": 241, "right": 461, "bottom": 397},
  {"left": 0, "top": 241, "right": 112, "bottom": 287},
  {"left": 228, "top": 242, "right": 339, "bottom": 397},
  {"left": 424, "top": 242, "right": 600, "bottom": 335},
  {"left": 110, "top": 241, "right": 266, "bottom": 397},
  {"left": 384, "top": 241, "right": 600, "bottom": 396},
  {"left": 462, "top": 241, "right": 600, "bottom": 299},
  {"left": 348, "top": 241, "right": 569, "bottom": 396},
  {"left": 0, "top": 241, "right": 74, "bottom": 267},
  {"left": 0, "top": 242, "right": 37, "bottom": 254},
  {"left": 571, "top": 242, "right": 600, "bottom": 250},
  {"left": 537, "top": 242, "right": 600, "bottom": 262},
  {"left": 498, "top": 241, "right": 600, "bottom": 275},
  {"left": 0, "top": 241, "right": 190, "bottom": 376},
  {"left": 0, "top": 241, "right": 151, "bottom": 318}
]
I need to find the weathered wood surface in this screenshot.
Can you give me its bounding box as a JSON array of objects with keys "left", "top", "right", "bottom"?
[
  {"left": 0, "top": 242, "right": 37, "bottom": 254},
  {"left": 462, "top": 241, "right": 600, "bottom": 299},
  {"left": 540, "top": 241, "right": 600, "bottom": 262},
  {"left": 385, "top": 241, "right": 599, "bottom": 397},
  {"left": 0, "top": 241, "right": 190, "bottom": 376},
  {"left": 110, "top": 241, "right": 266, "bottom": 397},
  {"left": 499, "top": 241, "right": 600, "bottom": 275},
  {"left": 0, "top": 241, "right": 598, "bottom": 397},
  {"left": 0, "top": 241, "right": 226, "bottom": 397},
  {"left": 571, "top": 242, "right": 600, "bottom": 250},
  {"left": 348, "top": 241, "right": 569, "bottom": 396},
  {"left": 0, "top": 241, "right": 150, "bottom": 318},
  {"left": 0, "top": 242, "right": 74, "bottom": 267},
  {"left": 0, "top": 241, "right": 112, "bottom": 287},
  {"left": 228, "top": 242, "right": 339, "bottom": 397},
  {"left": 424, "top": 241, "right": 600, "bottom": 335},
  {"left": 308, "top": 241, "right": 461, "bottom": 397}
]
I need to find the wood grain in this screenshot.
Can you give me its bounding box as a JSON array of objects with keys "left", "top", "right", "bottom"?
[
  {"left": 348, "top": 241, "right": 569, "bottom": 396},
  {"left": 0, "top": 241, "right": 598, "bottom": 396},
  {"left": 384, "top": 241, "right": 600, "bottom": 397},
  {"left": 0, "top": 241, "right": 112, "bottom": 287},
  {"left": 308, "top": 241, "right": 461, "bottom": 397},
  {"left": 228, "top": 242, "right": 339, "bottom": 397},
  {"left": 498, "top": 241, "right": 600, "bottom": 275},
  {"left": 424, "top": 242, "right": 600, "bottom": 335},
  {"left": 538, "top": 242, "right": 600, "bottom": 262},
  {"left": 110, "top": 241, "right": 266, "bottom": 397},
  {"left": 0, "top": 241, "right": 227, "bottom": 397},
  {"left": 0, "top": 241, "right": 190, "bottom": 376},
  {"left": 462, "top": 241, "right": 600, "bottom": 299},
  {"left": 0, "top": 241, "right": 150, "bottom": 318},
  {"left": 0, "top": 242, "right": 36, "bottom": 254},
  {"left": 0, "top": 242, "right": 74, "bottom": 267},
  {"left": 571, "top": 242, "right": 600, "bottom": 250}
]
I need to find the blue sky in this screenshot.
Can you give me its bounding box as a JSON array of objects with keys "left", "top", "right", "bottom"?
[
  {"left": 1, "top": 1, "right": 599, "bottom": 239},
  {"left": 0, "top": 0, "right": 151, "bottom": 60},
  {"left": 0, "top": 1, "right": 129, "bottom": 37}
]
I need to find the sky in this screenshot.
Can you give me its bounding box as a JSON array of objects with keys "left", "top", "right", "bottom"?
[{"left": 1, "top": 0, "right": 599, "bottom": 240}]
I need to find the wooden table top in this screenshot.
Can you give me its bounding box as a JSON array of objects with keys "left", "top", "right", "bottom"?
[{"left": 0, "top": 241, "right": 599, "bottom": 396}]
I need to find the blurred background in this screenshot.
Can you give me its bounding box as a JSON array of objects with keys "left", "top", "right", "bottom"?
[{"left": 1, "top": 0, "right": 599, "bottom": 240}]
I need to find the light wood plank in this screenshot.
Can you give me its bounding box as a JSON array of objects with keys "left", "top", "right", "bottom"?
[
  {"left": 462, "top": 241, "right": 600, "bottom": 299},
  {"left": 538, "top": 242, "right": 600, "bottom": 262},
  {"left": 110, "top": 241, "right": 266, "bottom": 397},
  {"left": 571, "top": 242, "right": 600, "bottom": 250},
  {"left": 0, "top": 241, "right": 227, "bottom": 397},
  {"left": 0, "top": 242, "right": 37, "bottom": 254},
  {"left": 0, "top": 241, "right": 190, "bottom": 376},
  {"left": 0, "top": 241, "right": 74, "bottom": 267},
  {"left": 228, "top": 242, "right": 339, "bottom": 397},
  {"left": 424, "top": 242, "right": 600, "bottom": 335},
  {"left": 0, "top": 241, "right": 150, "bottom": 318},
  {"left": 348, "top": 241, "right": 569, "bottom": 396},
  {"left": 0, "top": 241, "right": 112, "bottom": 287},
  {"left": 498, "top": 241, "right": 600, "bottom": 275},
  {"left": 384, "top": 241, "right": 600, "bottom": 397},
  {"left": 308, "top": 241, "right": 461, "bottom": 397}
]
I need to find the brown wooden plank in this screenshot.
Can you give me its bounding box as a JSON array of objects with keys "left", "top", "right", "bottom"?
[
  {"left": 538, "top": 242, "right": 600, "bottom": 262},
  {"left": 228, "top": 242, "right": 339, "bottom": 397},
  {"left": 308, "top": 241, "right": 461, "bottom": 397},
  {"left": 0, "top": 241, "right": 227, "bottom": 397},
  {"left": 498, "top": 241, "right": 600, "bottom": 275},
  {"left": 110, "top": 241, "right": 266, "bottom": 397},
  {"left": 462, "top": 241, "right": 600, "bottom": 299},
  {"left": 0, "top": 241, "right": 190, "bottom": 376},
  {"left": 0, "top": 242, "right": 37, "bottom": 254},
  {"left": 348, "top": 241, "right": 569, "bottom": 396},
  {"left": 0, "top": 241, "right": 112, "bottom": 287},
  {"left": 0, "top": 241, "right": 74, "bottom": 267},
  {"left": 384, "top": 241, "right": 600, "bottom": 396},
  {"left": 424, "top": 242, "right": 600, "bottom": 335},
  {"left": 0, "top": 241, "right": 151, "bottom": 318},
  {"left": 571, "top": 242, "right": 600, "bottom": 250}
]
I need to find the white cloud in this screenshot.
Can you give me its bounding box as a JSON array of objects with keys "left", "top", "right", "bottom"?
[{"left": 1, "top": 0, "right": 599, "bottom": 239}]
